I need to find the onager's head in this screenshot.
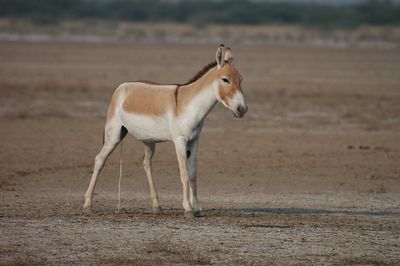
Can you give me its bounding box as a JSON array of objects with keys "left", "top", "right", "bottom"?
[{"left": 214, "top": 44, "right": 248, "bottom": 118}]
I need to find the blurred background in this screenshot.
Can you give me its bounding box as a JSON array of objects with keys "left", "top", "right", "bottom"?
[{"left": 1, "top": 0, "right": 400, "bottom": 47}]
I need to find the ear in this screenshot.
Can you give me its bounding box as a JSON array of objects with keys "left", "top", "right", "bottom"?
[
  {"left": 216, "top": 44, "right": 225, "bottom": 68},
  {"left": 224, "top": 47, "right": 234, "bottom": 64}
]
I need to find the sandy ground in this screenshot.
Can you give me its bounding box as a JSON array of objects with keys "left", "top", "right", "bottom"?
[{"left": 0, "top": 41, "right": 399, "bottom": 265}]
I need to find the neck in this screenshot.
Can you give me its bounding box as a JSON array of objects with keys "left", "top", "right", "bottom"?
[{"left": 176, "top": 68, "right": 218, "bottom": 126}]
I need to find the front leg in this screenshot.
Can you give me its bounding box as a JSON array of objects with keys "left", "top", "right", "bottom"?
[
  {"left": 173, "top": 137, "right": 194, "bottom": 217},
  {"left": 187, "top": 137, "right": 205, "bottom": 217}
]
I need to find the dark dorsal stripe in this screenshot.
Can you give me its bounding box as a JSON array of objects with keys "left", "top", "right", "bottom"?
[{"left": 135, "top": 80, "right": 160, "bottom": 85}]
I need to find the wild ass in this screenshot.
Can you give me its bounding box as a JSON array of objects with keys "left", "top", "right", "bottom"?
[{"left": 83, "top": 44, "right": 248, "bottom": 217}]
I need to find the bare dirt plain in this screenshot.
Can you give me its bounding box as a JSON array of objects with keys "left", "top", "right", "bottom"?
[{"left": 0, "top": 41, "right": 399, "bottom": 265}]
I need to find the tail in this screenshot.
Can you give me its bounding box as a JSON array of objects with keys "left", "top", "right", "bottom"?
[{"left": 117, "top": 139, "right": 123, "bottom": 213}]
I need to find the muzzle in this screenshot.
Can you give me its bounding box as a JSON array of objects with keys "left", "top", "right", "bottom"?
[{"left": 234, "top": 104, "right": 248, "bottom": 118}]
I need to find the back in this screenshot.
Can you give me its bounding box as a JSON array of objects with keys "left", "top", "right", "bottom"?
[{"left": 121, "top": 82, "right": 177, "bottom": 117}]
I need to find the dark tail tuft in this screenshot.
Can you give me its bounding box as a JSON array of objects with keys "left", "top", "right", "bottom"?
[{"left": 120, "top": 126, "right": 128, "bottom": 142}]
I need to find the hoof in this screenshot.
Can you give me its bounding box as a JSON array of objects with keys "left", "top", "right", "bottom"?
[
  {"left": 114, "top": 208, "right": 128, "bottom": 214},
  {"left": 83, "top": 206, "right": 94, "bottom": 214},
  {"left": 194, "top": 210, "right": 206, "bottom": 217},
  {"left": 184, "top": 211, "right": 195, "bottom": 218},
  {"left": 152, "top": 207, "right": 162, "bottom": 214}
]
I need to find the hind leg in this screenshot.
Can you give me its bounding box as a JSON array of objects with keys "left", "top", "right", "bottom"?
[
  {"left": 83, "top": 122, "right": 127, "bottom": 210},
  {"left": 143, "top": 142, "right": 161, "bottom": 213}
]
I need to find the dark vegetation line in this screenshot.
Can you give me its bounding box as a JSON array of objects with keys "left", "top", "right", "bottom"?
[{"left": 0, "top": 0, "right": 399, "bottom": 28}]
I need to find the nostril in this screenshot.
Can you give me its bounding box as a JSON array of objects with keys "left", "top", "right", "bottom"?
[{"left": 237, "top": 105, "right": 247, "bottom": 114}]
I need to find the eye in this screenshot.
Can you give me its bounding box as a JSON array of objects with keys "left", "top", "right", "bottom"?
[{"left": 222, "top": 78, "right": 230, "bottom": 84}]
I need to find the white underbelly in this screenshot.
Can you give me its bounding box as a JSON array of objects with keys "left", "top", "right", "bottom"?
[{"left": 119, "top": 111, "right": 171, "bottom": 142}]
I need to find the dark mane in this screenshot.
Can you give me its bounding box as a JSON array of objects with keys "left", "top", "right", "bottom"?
[
  {"left": 173, "top": 61, "right": 217, "bottom": 109},
  {"left": 180, "top": 61, "right": 217, "bottom": 86}
]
